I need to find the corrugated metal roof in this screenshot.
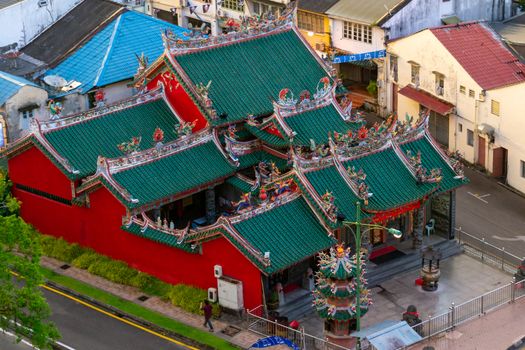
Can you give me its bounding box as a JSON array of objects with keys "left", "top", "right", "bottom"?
[
  {"left": 0, "top": 70, "right": 39, "bottom": 105},
  {"left": 298, "top": 0, "right": 339, "bottom": 14},
  {"left": 44, "top": 11, "right": 188, "bottom": 95},
  {"left": 0, "top": 0, "right": 22, "bottom": 10},
  {"left": 21, "top": 0, "right": 125, "bottom": 65},
  {"left": 325, "top": 0, "right": 405, "bottom": 24},
  {"left": 431, "top": 22, "right": 525, "bottom": 90}
]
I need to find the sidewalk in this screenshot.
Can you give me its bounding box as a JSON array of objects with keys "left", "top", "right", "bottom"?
[
  {"left": 410, "top": 298, "right": 525, "bottom": 350},
  {"left": 299, "top": 253, "right": 513, "bottom": 337},
  {"left": 40, "top": 257, "right": 260, "bottom": 349}
]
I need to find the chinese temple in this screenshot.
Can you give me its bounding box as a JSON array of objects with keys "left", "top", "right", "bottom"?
[{"left": 4, "top": 4, "right": 467, "bottom": 312}]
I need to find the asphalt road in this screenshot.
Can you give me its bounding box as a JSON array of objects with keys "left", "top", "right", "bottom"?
[
  {"left": 456, "top": 167, "right": 525, "bottom": 259},
  {"left": 42, "top": 286, "right": 192, "bottom": 350}
]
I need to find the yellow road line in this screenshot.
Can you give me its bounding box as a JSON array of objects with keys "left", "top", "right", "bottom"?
[
  {"left": 10, "top": 271, "right": 198, "bottom": 350},
  {"left": 41, "top": 284, "right": 199, "bottom": 350}
]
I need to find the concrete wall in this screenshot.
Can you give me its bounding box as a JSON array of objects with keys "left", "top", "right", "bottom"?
[
  {"left": 0, "top": 0, "right": 80, "bottom": 47},
  {"left": 383, "top": 0, "right": 513, "bottom": 40},
  {"left": 2, "top": 85, "right": 48, "bottom": 144}
]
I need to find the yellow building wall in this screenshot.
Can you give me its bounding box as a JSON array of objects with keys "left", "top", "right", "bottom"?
[{"left": 297, "top": 10, "right": 330, "bottom": 53}]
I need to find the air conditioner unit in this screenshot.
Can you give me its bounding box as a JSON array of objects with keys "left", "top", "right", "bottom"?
[
  {"left": 208, "top": 288, "right": 218, "bottom": 302},
  {"left": 214, "top": 265, "right": 223, "bottom": 278}
]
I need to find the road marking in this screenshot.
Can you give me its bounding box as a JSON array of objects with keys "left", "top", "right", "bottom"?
[
  {"left": 492, "top": 235, "right": 525, "bottom": 243},
  {"left": 467, "top": 191, "right": 490, "bottom": 203},
  {"left": 10, "top": 271, "right": 198, "bottom": 350},
  {"left": 41, "top": 284, "right": 199, "bottom": 350},
  {"left": 0, "top": 327, "right": 39, "bottom": 348}
]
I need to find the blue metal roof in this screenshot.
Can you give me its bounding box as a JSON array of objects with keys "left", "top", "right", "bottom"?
[
  {"left": 45, "top": 11, "right": 188, "bottom": 95},
  {"left": 0, "top": 71, "right": 40, "bottom": 105}
]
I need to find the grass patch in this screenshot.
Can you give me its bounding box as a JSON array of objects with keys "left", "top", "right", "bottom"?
[{"left": 40, "top": 268, "right": 240, "bottom": 350}]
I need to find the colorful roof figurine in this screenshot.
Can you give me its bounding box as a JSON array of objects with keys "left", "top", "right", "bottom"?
[
  {"left": 15, "top": 87, "right": 182, "bottom": 178},
  {"left": 0, "top": 70, "right": 40, "bottom": 105},
  {"left": 122, "top": 176, "right": 335, "bottom": 273},
  {"left": 244, "top": 78, "right": 363, "bottom": 147},
  {"left": 45, "top": 11, "right": 188, "bottom": 95},
  {"left": 161, "top": 4, "right": 333, "bottom": 125}
]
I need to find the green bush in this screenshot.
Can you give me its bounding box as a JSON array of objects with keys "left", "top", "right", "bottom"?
[
  {"left": 167, "top": 285, "right": 220, "bottom": 317},
  {"left": 40, "top": 235, "right": 86, "bottom": 263},
  {"left": 88, "top": 259, "right": 138, "bottom": 285},
  {"left": 132, "top": 274, "right": 171, "bottom": 297},
  {"left": 72, "top": 251, "right": 106, "bottom": 269}
]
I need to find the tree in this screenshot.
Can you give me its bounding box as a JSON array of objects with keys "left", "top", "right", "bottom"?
[
  {"left": 519, "top": 0, "right": 525, "bottom": 11},
  {"left": 0, "top": 172, "right": 59, "bottom": 348}
]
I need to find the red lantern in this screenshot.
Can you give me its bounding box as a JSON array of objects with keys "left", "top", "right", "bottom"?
[{"left": 95, "top": 89, "right": 105, "bottom": 102}]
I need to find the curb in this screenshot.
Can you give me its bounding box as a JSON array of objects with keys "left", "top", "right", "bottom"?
[{"left": 45, "top": 280, "right": 217, "bottom": 350}]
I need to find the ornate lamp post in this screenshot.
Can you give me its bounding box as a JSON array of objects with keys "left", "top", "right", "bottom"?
[{"left": 343, "top": 201, "right": 402, "bottom": 344}]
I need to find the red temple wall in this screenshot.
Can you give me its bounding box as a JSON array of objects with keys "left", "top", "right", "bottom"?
[
  {"left": 9, "top": 146, "right": 73, "bottom": 200},
  {"left": 9, "top": 147, "right": 263, "bottom": 309},
  {"left": 148, "top": 73, "right": 208, "bottom": 132}
]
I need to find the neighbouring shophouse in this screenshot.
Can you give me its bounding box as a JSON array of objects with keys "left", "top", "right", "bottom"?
[
  {"left": 387, "top": 22, "right": 525, "bottom": 194},
  {"left": 0, "top": 70, "right": 48, "bottom": 147},
  {"left": 0, "top": 0, "right": 80, "bottom": 48},
  {"left": 38, "top": 7, "right": 187, "bottom": 115},
  {"left": 5, "top": 8, "right": 467, "bottom": 316},
  {"left": 145, "top": 0, "right": 290, "bottom": 36},
  {"left": 326, "top": 0, "right": 517, "bottom": 116},
  {"left": 295, "top": 0, "right": 337, "bottom": 56}
]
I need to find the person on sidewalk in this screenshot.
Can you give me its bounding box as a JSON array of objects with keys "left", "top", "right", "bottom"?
[{"left": 201, "top": 300, "right": 214, "bottom": 332}]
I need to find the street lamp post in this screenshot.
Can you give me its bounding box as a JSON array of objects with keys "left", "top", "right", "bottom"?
[{"left": 343, "top": 201, "right": 403, "bottom": 336}]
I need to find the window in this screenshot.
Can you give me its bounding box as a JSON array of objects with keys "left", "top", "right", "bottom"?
[
  {"left": 435, "top": 73, "right": 444, "bottom": 96},
  {"left": 467, "top": 129, "right": 474, "bottom": 146},
  {"left": 469, "top": 89, "right": 475, "bottom": 98},
  {"left": 458, "top": 123, "right": 463, "bottom": 132},
  {"left": 221, "top": 0, "right": 243, "bottom": 12},
  {"left": 343, "top": 21, "right": 372, "bottom": 44},
  {"left": 459, "top": 86, "right": 466, "bottom": 94},
  {"left": 411, "top": 64, "right": 420, "bottom": 85},
  {"left": 491, "top": 100, "right": 500, "bottom": 116},
  {"left": 297, "top": 11, "right": 323, "bottom": 33},
  {"left": 254, "top": 1, "right": 282, "bottom": 17},
  {"left": 390, "top": 55, "right": 398, "bottom": 82},
  {"left": 522, "top": 160, "right": 525, "bottom": 178}
]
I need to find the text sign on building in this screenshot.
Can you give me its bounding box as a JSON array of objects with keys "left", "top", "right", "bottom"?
[
  {"left": 333, "top": 50, "right": 386, "bottom": 64},
  {"left": 251, "top": 336, "right": 300, "bottom": 350}
]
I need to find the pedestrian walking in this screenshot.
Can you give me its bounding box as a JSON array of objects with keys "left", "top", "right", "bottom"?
[{"left": 201, "top": 300, "right": 214, "bottom": 332}]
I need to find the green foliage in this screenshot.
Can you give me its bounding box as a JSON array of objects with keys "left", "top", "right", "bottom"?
[
  {"left": 71, "top": 250, "right": 102, "bottom": 269},
  {"left": 519, "top": 0, "right": 525, "bottom": 11},
  {"left": 87, "top": 259, "right": 139, "bottom": 285},
  {"left": 0, "top": 171, "right": 59, "bottom": 349},
  {"left": 167, "top": 285, "right": 220, "bottom": 317},
  {"left": 40, "top": 236, "right": 85, "bottom": 263},
  {"left": 366, "top": 80, "right": 378, "bottom": 97}
]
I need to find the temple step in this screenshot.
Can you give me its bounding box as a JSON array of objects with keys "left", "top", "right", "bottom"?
[
  {"left": 366, "top": 239, "right": 463, "bottom": 287},
  {"left": 275, "top": 288, "right": 313, "bottom": 321}
]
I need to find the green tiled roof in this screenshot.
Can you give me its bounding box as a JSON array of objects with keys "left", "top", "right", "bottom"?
[
  {"left": 305, "top": 166, "right": 364, "bottom": 222},
  {"left": 122, "top": 221, "right": 197, "bottom": 252},
  {"left": 344, "top": 148, "right": 435, "bottom": 211},
  {"left": 237, "top": 150, "right": 289, "bottom": 171},
  {"left": 112, "top": 140, "right": 235, "bottom": 208},
  {"left": 244, "top": 123, "right": 289, "bottom": 148},
  {"left": 44, "top": 99, "right": 178, "bottom": 178},
  {"left": 400, "top": 136, "right": 468, "bottom": 193},
  {"left": 225, "top": 176, "right": 253, "bottom": 193},
  {"left": 232, "top": 197, "right": 335, "bottom": 274},
  {"left": 174, "top": 30, "right": 329, "bottom": 124},
  {"left": 284, "top": 104, "right": 361, "bottom": 146}
]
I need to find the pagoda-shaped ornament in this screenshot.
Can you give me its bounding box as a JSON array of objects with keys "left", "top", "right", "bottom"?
[{"left": 313, "top": 244, "right": 372, "bottom": 348}]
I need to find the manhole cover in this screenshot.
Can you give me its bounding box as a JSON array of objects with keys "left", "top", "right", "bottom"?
[
  {"left": 60, "top": 264, "right": 70, "bottom": 270},
  {"left": 137, "top": 295, "right": 149, "bottom": 302},
  {"left": 221, "top": 325, "right": 242, "bottom": 337}
]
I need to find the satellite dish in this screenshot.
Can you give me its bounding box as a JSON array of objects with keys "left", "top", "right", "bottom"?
[{"left": 43, "top": 75, "right": 67, "bottom": 88}]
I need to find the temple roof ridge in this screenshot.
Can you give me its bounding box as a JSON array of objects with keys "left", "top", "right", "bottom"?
[
  {"left": 163, "top": 3, "right": 296, "bottom": 56},
  {"left": 40, "top": 87, "right": 167, "bottom": 134}
]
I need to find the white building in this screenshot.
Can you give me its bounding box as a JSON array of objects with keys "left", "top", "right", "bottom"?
[
  {"left": 387, "top": 22, "right": 525, "bottom": 193},
  {"left": 0, "top": 0, "right": 81, "bottom": 48},
  {"left": 146, "top": 0, "right": 289, "bottom": 36}
]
